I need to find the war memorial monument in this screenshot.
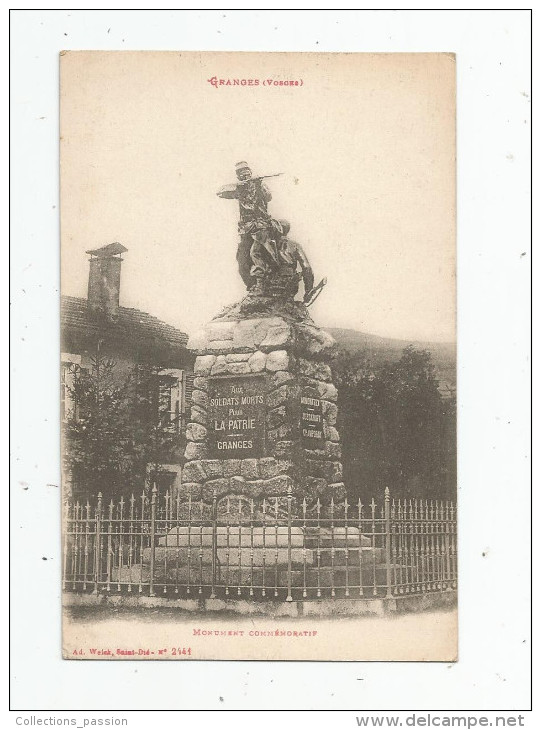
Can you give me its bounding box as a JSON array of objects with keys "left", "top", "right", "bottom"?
[
  {"left": 63, "top": 161, "right": 456, "bottom": 613},
  {"left": 182, "top": 161, "right": 345, "bottom": 508}
]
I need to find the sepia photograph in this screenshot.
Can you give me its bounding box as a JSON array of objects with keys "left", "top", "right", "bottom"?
[
  {"left": 10, "top": 5, "right": 533, "bottom": 718},
  {"left": 59, "top": 51, "right": 457, "bottom": 661}
]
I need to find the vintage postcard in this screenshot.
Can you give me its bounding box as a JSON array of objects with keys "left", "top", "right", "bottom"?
[{"left": 60, "top": 51, "right": 456, "bottom": 661}]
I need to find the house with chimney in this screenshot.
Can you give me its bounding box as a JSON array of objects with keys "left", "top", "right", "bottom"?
[{"left": 61, "top": 242, "right": 194, "bottom": 499}]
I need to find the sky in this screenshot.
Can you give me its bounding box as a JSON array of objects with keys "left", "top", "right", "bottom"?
[{"left": 61, "top": 51, "right": 455, "bottom": 342}]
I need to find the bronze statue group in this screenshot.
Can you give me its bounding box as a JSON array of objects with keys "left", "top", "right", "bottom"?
[{"left": 217, "top": 161, "right": 324, "bottom": 305}]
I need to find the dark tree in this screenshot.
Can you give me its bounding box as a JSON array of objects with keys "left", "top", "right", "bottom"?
[
  {"left": 377, "top": 345, "right": 446, "bottom": 498},
  {"left": 334, "top": 344, "right": 456, "bottom": 502},
  {"left": 64, "top": 355, "right": 183, "bottom": 501},
  {"left": 333, "top": 349, "right": 389, "bottom": 498},
  {"left": 63, "top": 353, "right": 132, "bottom": 501}
]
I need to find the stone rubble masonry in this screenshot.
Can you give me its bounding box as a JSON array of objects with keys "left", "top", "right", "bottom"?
[
  {"left": 266, "top": 350, "right": 290, "bottom": 372},
  {"left": 193, "top": 355, "right": 215, "bottom": 376},
  {"left": 321, "top": 400, "right": 338, "bottom": 425},
  {"left": 190, "top": 404, "right": 207, "bottom": 426},
  {"left": 185, "top": 422, "right": 207, "bottom": 442},
  {"left": 192, "top": 376, "right": 209, "bottom": 391},
  {"left": 189, "top": 317, "right": 335, "bottom": 359},
  {"left": 184, "top": 442, "right": 209, "bottom": 461},
  {"left": 223, "top": 459, "right": 241, "bottom": 477},
  {"left": 181, "top": 315, "right": 346, "bottom": 503},
  {"left": 191, "top": 389, "right": 209, "bottom": 408},
  {"left": 248, "top": 350, "right": 266, "bottom": 372},
  {"left": 298, "top": 358, "right": 333, "bottom": 382}
]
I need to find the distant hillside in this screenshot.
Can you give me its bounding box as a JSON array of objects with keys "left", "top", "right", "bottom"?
[{"left": 328, "top": 328, "right": 456, "bottom": 390}]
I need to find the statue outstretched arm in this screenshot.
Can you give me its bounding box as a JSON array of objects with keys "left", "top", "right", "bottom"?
[
  {"left": 235, "top": 179, "right": 273, "bottom": 202},
  {"left": 217, "top": 183, "right": 240, "bottom": 199},
  {"left": 260, "top": 182, "right": 272, "bottom": 202}
]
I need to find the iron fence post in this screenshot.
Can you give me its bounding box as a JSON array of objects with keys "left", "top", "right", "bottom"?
[
  {"left": 106, "top": 500, "right": 114, "bottom": 592},
  {"left": 210, "top": 489, "right": 217, "bottom": 599},
  {"left": 286, "top": 482, "right": 293, "bottom": 602},
  {"left": 83, "top": 502, "right": 91, "bottom": 591},
  {"left": 384, "top": 487, "right": 393, "bottom": 599},
  {"left": 93, "top": 492, "right": 102, "bottom": 595},
  {"left": 149, "top": 484, "right": 157, "bottom": 597},
  {"left": 444, "top": 501, "right": 451, "bottom": 590},
  {"left": 62, "top": 501, "right": 68, "bottom": 591}
]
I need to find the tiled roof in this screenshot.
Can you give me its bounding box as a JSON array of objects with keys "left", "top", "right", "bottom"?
[{"left": 61, "top": 296, "right": 189, "bottom": 350}]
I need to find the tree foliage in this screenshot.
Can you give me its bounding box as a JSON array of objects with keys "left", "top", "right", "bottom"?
[
  {"left": 63, "top": 355, "right": 181, "bottom": 501},
  {"left": 334, "top": 344, "right": 456, "bottom": 502},
  {"left": 63, "top": 355, "right": 132, "bottom": 500}
]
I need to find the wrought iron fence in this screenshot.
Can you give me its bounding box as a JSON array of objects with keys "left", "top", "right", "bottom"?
[{"left": 63, "top": 487, "right": 457, "bottom": 602}]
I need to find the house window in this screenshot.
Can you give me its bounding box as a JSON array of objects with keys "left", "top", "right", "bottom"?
[
  {"left": 158, "top": 369, "right": 186, "bottom": 434},
  {"left": 155, "top": 470, "right": 177, "bottom": 496},
  {"left": 61, "top": 353, "right": 82, "bottom": 422}
]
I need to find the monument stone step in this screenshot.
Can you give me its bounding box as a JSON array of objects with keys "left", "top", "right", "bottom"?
[
  {"left": 158, "top": 525, "right": 372, "bottom": 549},
  {"left": 142, "top": 545, "right": 315, "bottom": 567},
  {"left": 111, "top": 562, "right": 390, "bottom": 589},
  {"left": 158, "top": 525, "right": 305, "bottom": 548}
]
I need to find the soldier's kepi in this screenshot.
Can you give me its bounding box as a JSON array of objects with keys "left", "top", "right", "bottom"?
[{"left": 217, "top": 161, "right": 283, "bottom": 291}]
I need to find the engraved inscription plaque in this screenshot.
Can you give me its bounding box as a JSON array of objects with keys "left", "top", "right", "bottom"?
[
  {"left": 208, "top": 375, "right": 266, "bottom": 458},
  {"left": 301, "top": 385, "right": 324, "bottom": 449}
]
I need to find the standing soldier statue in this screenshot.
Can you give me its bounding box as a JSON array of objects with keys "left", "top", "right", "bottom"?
[
  {"left": 217, "top": 162, "right": 326, "bottom": 304},
  {"left": 217, "top": 161, "right": 282, "bottom": 292}
]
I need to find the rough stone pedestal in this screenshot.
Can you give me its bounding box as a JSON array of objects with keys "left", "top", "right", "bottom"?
[{"left": 181, "top": 296, "right": 346, "bottom": 504}]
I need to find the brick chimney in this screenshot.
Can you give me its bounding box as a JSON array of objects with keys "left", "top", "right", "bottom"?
[{"left": 86, "top": 242, "right": 128, "bottom": 319}]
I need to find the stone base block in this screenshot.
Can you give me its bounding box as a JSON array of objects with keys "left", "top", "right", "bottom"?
[
  {"left": 112, "top": 565, "right": 150, "bottom": 583},
  {"left": 144, "top": 545, "right": 314, "bottom": 568},
  {"left": 159, "top": 525, "right": 306, "bottom": 548},
  {"left": 204, "top": 598, "right": 299, "bottom": 617},
  {"left": 302, "top": 599, "right": 386, "bottom": 617}
]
